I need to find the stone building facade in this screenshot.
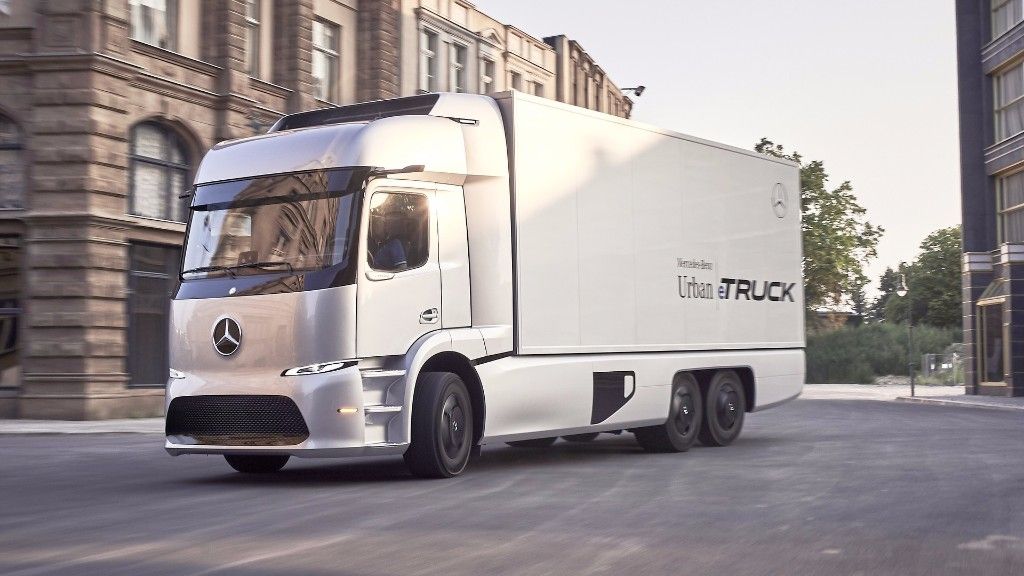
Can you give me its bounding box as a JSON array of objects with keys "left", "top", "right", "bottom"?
[
  {"left": 956, "top": 0, "right": 1024, "bottom": 396},
  {"left": 0, "top": 0, "right": 635, "bottom": 419}
]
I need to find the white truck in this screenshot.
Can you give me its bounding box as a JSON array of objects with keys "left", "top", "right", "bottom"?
[{"left": 165, "top": 91, "right": 804, "bottom": 478}]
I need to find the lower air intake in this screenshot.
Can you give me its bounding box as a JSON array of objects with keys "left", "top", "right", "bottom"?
[{"left": 166, "top": 395, "right": 310, "bottom": 446}]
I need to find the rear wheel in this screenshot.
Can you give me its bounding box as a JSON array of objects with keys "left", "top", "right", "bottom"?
[
  {"left": 562, "top": 432, "right": 600, "bottom": 443},
  {"left": 224, "top": 454, "right": 289, "bottom": 473},
  {"left": 698, "top": 369, "right": 746, "bottom": 447},
  {"left": 506, "top": 437, "right": 557, "bottom": 448},
  {"left": 404, "top": 372, "right": 474, "bottom": 478},
  {"left": 634, "top": 373, "right": 702, "bottom": 453}
]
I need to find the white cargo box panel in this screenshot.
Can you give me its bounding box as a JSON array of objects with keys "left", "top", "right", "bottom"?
[{"left": 495, "top": 92, "right": 804, "bottom": 355}]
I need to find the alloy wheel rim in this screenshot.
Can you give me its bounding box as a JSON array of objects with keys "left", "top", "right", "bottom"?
[
  {"left": 440, "top": 393, "right": 467, "bottom": 460},
  {"left": 672, "top": 388, "right": 695, "bottom": 436},
  {"left": 716, "top": 384, "right": 739, "bottom": 430}
]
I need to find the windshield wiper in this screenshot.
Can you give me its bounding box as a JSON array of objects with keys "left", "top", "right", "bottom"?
[
  {"left": 181, "top": 265, "right": 236, "bottom": 278},
  {"left": 181, "top": 261, "right": 295, "bottom": 279},
  {"left": 228, "top": 261, "right": 295, "bottom": 274}
]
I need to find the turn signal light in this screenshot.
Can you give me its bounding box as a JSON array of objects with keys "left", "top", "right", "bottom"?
[{"left": 281, "top": 360, "right": 356, "bottom": 377}]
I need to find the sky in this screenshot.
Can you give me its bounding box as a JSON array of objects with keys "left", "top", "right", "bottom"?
[{"left": 474, "top": 0, "right": 961, "bottom": 297}]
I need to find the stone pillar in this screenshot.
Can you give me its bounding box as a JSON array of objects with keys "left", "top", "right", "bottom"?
[
  {"left": 962, "top": 252, "right": 993, "bottom": 395},
  {"left": 357, "top": 0, "right": 401, "bottom": 102},
  {"left": 19, "top": 1, "right": 162, "bottom": 419},
  {"left": 202, "top": 0, "right": 255, "bottom": 140},
  {"left": 274, "top": 0, "right": 316, "bottom": 114}
]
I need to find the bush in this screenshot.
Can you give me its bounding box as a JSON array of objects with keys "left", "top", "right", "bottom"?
[{"left": 805, "top": 323, "right": 961, "bottom": 384}]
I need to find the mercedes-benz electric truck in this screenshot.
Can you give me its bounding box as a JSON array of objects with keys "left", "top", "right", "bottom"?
[{"left": 164, "top": 91, "right": 804, "bottom": 477}]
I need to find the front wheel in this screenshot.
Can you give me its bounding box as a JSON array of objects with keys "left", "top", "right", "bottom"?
[
  {"left": 404, "top": 372, "right": 474, "bottom": 478},
  {"left": 698, "top": 370, "right": 746, "bottom": 447},
  {"left": 634, "top": 373, "right": 702, "bottom": 453},
  {"left": 224, "top": 454, "right": 289, "bottom": 473}
]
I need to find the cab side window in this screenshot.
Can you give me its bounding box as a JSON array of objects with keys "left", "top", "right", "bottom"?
[{"left": 367, "top": 192, "right": 430, "bottom": 272}]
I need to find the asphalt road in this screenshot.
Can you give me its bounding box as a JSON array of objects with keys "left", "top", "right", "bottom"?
[{"left": 2, "top": 399, "right": 1023, "bottom": 576}]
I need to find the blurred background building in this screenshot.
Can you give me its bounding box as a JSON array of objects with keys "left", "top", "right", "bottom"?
[
  {"left": 956, "top": 0, "right": 1024, "bottom": 397},
  {"left": 0, "top": 0, "right": 634, "bottom": 419}
]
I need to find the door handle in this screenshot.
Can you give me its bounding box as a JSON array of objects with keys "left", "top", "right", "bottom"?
[{"left": 419, "top": 308, "right": 439, "bottom": 324}]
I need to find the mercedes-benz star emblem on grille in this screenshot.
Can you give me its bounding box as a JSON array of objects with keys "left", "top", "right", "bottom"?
[
  {"left": 771, "top": 183, "right": 788, "bottom": 219},
  {"left": 213, "top": 318, "right": 242, "bottom": 356}
]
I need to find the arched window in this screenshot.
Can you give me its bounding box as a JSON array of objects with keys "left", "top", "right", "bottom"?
[
  {"left": 129, "top": 122, "right": 190, "bottom": 222},
  {"left": 0, "top": 115, "right": 24, "bottom": 209}
]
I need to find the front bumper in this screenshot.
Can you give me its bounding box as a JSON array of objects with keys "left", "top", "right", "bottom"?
[{"left": 164, "top": 365, "right": 408, "bottom": 458}]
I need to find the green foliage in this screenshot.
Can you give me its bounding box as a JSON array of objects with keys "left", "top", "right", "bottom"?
[
  {"left": 868, "top": 267, "right": 899, "bottom": 322},
  {"left": 806, "top": 323, "right": 961, "bottom": 383},
  {"left": 878, "top": 226, "right": 962, "bottom": 328},
  {"left": 755, "top": 138, "right": 884, "bottom": 314}
]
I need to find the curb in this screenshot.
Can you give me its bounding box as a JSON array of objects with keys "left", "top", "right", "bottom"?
[
  {"left": 0, "top": 418, "right": 164, "bottom": 435},
  {"left": 895, "top": 396, "right": 1024, "bottom": 412}
]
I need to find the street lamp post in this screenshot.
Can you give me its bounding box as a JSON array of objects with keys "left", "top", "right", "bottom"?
[{"left": 896, "top": 273, "right": 914, "bottom": 397}]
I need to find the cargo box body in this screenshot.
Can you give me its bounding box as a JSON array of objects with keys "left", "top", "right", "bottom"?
[{"left": 497, "top": 92, "right": 803, "bottom": 355}]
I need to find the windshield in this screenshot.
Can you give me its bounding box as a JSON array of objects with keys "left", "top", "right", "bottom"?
[{"left": 182, "top": 170, "right": 359, "bottom": 279}]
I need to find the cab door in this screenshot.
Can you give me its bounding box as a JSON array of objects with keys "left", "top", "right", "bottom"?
[{"left": 356, "top": 180, "right": 441, "bottom": 358}]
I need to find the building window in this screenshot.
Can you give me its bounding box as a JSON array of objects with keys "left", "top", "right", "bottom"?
[
  {"left": 312, "top": 19, "right": 340, "bottom": 102},
  {"left": 128, "top": 243, "right": 181, "bottom": 387},
  {"left": 129, "top": 122, "right": 190, "bottom": 222},
  {"left": 450, "top": 43, "right": 467, "bottom": 93},
  {"left": 480, "top": 58, "right": 494, "bottom": 92},
  {"left": 510, "top": 71, "right": 522, "bottom": 91},
  {"left": 244, "top": 0, "right": 261, "bottom": 77},
  {"left": 978, "top": 300, "right": 1005, "bottom": 384},
  {"left": 420, "top": 29, "right": 439, "bottom": 92},
  {"left": 129, "top": 0, "right": 178, "bottom": 50},
  {"left": 571, "top": 66, "right": 579, "bottom": 105},
  {"left": 997, "top": 170, "right": 1024, "bottom": 242},
  {"left": 995, "top": 61, "right": 1024, "bottom": 141},
  {"left": 993, "top": 0, "right": 1024, "bottom": 39},
  {"left": 0, "top": 115, "right": 24, "bottom": 209},
  {"left": 531, "top": 81, "right": 544, "bottom": 98},
  {"left": 0, "top": 237, "right": 21, "bottom": 389}
]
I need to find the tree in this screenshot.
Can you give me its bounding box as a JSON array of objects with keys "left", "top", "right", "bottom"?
[
  {"left": 755, "top": 138, "right": 884, "bottom": 316},
  {"left": 883, "top": 226, "right": 962, "bottom": 328},
  {"left": 868, "top": 267, "right": 899, "bottom": 322}
]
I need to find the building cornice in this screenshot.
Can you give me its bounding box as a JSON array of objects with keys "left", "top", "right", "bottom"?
[
  {"left": 983, "top": 20, "right": 1024, "bottom": 74},
  {"left": 129, "top": 40, "right": 222, "bottom": 77},
  {"left": 505, "top": 51, "right": 553, "bottom": 76}
]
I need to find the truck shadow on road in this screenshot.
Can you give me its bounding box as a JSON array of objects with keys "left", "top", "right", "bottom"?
[{"left": 177, "top": 434, "right": 778, "bottom": 486}]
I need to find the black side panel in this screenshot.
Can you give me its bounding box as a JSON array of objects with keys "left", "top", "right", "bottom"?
[
  {"left": 591, "top": 371, "right": 636, "bottom": 424},
  {"left": 271, "top": 94, "right": 441, "bottom": 132}
]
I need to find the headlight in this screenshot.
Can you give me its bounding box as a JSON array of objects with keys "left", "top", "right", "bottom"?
[
  {"left": 169, "top": 369, "right": 186, "bottom": 379},
  {"left": 281, "top": 360, "right": 356, "bottom": 377}
]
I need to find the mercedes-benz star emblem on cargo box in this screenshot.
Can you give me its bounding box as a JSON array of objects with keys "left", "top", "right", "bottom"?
[
  {"left": 213, "top": 318, "right": 242, "bottom": 356},
  {"left": 771, "top": 183, "right": 787, "bottom": 218}
]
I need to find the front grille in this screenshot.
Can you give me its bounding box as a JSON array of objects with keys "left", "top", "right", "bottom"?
[{"left": 166, "top": 395, "right": 310, "bottom": 446}]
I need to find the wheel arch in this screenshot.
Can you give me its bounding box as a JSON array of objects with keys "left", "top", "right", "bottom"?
[{"left": 419, "top": 351, "right": 486, "bottom": 445}]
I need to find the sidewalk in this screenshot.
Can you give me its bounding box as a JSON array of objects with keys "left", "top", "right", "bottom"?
[
  {"left": 0, "top": 418, "right": 163, "bottom": 435},
  {"left": 895, "top": 394, "right": 1024, "bottom": 412},
  {"left": 801, "top": 383, "right": 965, "bottom": 401}
]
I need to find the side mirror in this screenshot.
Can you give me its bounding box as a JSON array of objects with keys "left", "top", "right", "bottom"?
[{"left": 365, "top": 270, "right": 395, "bottom": 282}]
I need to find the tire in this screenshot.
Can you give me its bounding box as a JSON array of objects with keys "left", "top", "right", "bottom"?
[
  {"left": 404, "top": 372, "right": 474, "bottom": 478},
  {"left": 562, "top": 432, "right": 600, "bottom": 442},
  {"left": 224, "top": 454, "right": 289, "bottom": 473},
  {"left": 698, "top": 369, "right": 746, "bottom": 447},
  {"left": 634, "top": 373, "right": 702, "bottom": 453},
  {"left": 506, "top": 437, "right": 558, "bottom": 448}
]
